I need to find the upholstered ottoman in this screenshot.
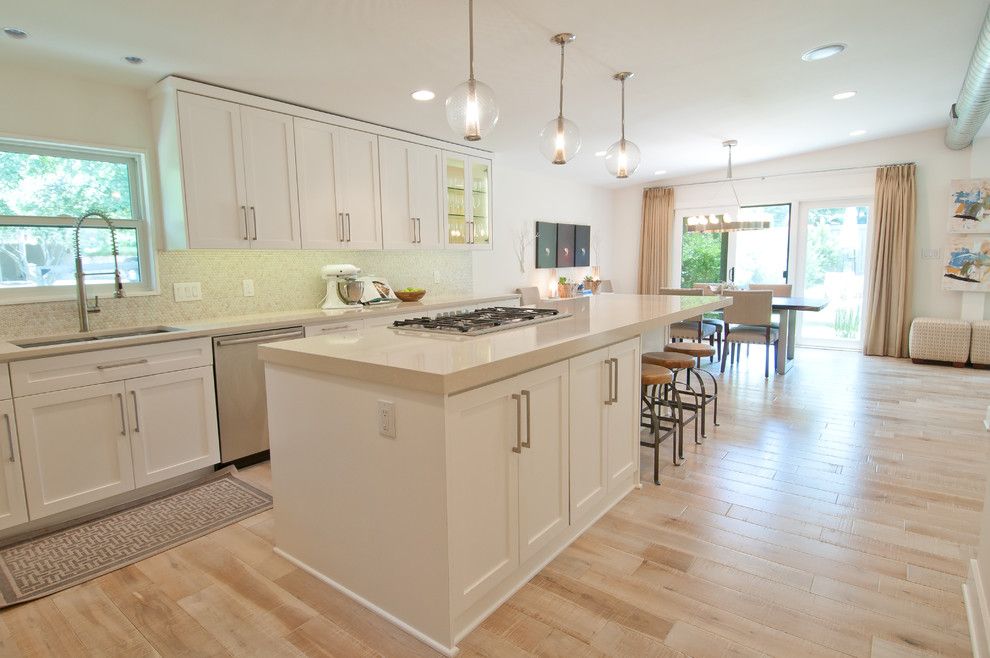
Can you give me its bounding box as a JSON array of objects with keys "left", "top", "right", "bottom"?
[
  {"left": 909, "top": 317, "right": 971, "bottom": 367},
  {"left": 972, "top": 321, "right": 990, "bottom": 368}
]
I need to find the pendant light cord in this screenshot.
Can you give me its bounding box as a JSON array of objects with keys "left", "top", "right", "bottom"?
[
  {"left": 620, "top": 77, "right": 626, "bottom": 141},
  {"left": 558, "top": 40, "right": 566, "bottom": 118},
  {"left": 468, "top": 0, "right": 475, "bottom": 81}
]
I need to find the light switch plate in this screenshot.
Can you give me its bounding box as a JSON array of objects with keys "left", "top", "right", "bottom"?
[
  {"left": 173, "top": 282, "right": 202, "bottom": 302},
  {"left": 434, "top": 269, "right": 441, "bottom": 284},
  {"left": 921, "top": 248, "right": 941, "bottom": 260},
  {"left": 242, "top": 279, "right": 255, "bottom": 297}
]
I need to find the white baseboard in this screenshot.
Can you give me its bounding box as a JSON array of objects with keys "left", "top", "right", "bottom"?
[
  {"left": 964, "top": 558, "right": 990, "bottom": 658},
  {"left": 273, "top": 547, "right": 459, "bottom": 657}
]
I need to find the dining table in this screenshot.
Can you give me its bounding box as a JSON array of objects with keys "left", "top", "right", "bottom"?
[{"left": 772, "top": 296, "right": 829, "bottom": 374}]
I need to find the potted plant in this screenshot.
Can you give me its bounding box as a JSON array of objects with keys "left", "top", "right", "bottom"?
[
  {"left": 558, "top": 276, "right": 579, "bottom": 298},
  {"left": 584, "top": 274, "right": 601, "bottom": 295}
]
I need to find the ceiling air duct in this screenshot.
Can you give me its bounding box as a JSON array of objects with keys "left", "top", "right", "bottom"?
[{"left": 946, "top": 6, "right": 990, "bottom": 150}]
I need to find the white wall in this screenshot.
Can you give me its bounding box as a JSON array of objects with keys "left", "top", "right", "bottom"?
[
  {"left": 610, "top": 128, "right": 974, "bottom": 320},
  {"left": 476, "top": 165, "right": 615, "bottom": 297}
]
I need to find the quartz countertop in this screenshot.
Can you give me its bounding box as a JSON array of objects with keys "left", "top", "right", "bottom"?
[
  {"left": 259, "top": 293, "right": 731, "bottom": 395},
  {"left": 0, "top": 293, "right": 519, "bottom": 363}
]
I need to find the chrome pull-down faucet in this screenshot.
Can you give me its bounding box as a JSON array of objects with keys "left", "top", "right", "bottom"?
[{"left": 73, "top": 211, "right": 125, "bottom": 333}]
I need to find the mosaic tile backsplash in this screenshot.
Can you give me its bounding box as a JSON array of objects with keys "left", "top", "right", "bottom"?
[{"left": 0, "top": 249, "right": 473, "bottom": 339}]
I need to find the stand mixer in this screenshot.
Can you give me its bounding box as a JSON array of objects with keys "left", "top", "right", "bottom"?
[{"left": 320, "top": 264, "right": 400, "bottom": 309}]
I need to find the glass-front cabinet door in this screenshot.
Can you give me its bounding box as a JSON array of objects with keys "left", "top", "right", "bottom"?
[{"left": 445, "top": 153, "right": 492, "bottom": 249}]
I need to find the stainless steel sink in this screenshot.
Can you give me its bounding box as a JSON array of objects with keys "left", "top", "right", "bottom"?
[{"left": 11, "top": 326, "right": 182, "bottom": 348}]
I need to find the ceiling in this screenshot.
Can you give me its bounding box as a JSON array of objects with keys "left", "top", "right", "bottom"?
[{"left": 1, "top": 0, "right": 986, "bottom": 188}]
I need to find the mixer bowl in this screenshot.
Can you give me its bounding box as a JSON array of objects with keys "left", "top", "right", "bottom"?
[{"left": 337, "top": 279, "right": 365, "bottom": 304}]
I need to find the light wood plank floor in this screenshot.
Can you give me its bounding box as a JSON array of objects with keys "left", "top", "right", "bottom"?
[{"left": 0, "top": 348, "right": 985, "bottom": 657}]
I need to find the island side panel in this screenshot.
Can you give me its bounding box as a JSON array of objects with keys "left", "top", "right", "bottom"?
[{"left": 264, "top": 363, "right": 455, "bottom": 650}]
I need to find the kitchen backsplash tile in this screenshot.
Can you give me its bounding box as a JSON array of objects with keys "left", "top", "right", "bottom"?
[{"left": 0, "top": 249, "right": 472, "bottom": 339}]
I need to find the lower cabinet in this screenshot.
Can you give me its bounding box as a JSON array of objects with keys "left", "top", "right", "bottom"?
[
  {"left": 0, "top": 401, "right": 29, "bottom": 530},
  {"left": 15, "top": 382, "right": 136, "bottom": 518},
  {"left": 128, "top": 366, "right": 220, "bottom": 487},
  {"left": 14, "top": 367, "right": 220, "bottom": 519},
  {"left": 446, "top": 360, "right": 568, "bottom": 616},
  {"left": 606, "top": 339, "right": 641, "bottom": 489}
]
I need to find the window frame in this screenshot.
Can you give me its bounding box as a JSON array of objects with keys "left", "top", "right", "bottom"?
[{"left": 0, "top": 137, "right": 157, "bottom": 304}]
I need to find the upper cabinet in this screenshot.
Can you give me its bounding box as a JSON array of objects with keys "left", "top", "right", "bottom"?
[
  {"left": 445, "top": 153, "right": 492, "bottom": 250},
  {"left": 173, "top": 93, "right": 300, "bottom": 250},
  {"left": 379, "top": 137, "right": 443, "bottom": 250},
  {"left": 154, "top": 78, "right": 491, "bottom": 253},
  {"left": 295, "top": 120, "right": 381, "bottom": 250}
]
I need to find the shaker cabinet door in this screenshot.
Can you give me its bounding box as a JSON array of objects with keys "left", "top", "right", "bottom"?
[
  {"left": 607, "top": 339, "right": 641, "bottom": 490},
  {"left": 240, "top": 107, "right": 301, "bottom": 249},
  {"left": 0, "top": 401, "right": 28, "bottom": 530},
  {"left": 334, "top": 127, "right": 382, "bottom": 250},
  {"left": 568, "top": 348, "right": 609, "bottom": 522},
  {"left": 295, "top": 118, "right": 344, "bottom": 250},
  {"left": 379, "top": 137, "right": 416, "bottom": 249},
  {"left": 177, "top": 93, "right": 249, "bottom": 249}
]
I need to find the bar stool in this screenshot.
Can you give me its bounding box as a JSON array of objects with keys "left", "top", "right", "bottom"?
[
  {"left": 641, "top": 351, "right": 697, "bottom": 458},
  {"left": 664, "top": 341, "right": 719, "bottom": 438},
  {"left": 640, "top": 363, "right": 680, "bottom": 485}
]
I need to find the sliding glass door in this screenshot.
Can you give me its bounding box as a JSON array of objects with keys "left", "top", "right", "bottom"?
[{"left": 794, "top": 200, "right": 871, "bottom": 347}]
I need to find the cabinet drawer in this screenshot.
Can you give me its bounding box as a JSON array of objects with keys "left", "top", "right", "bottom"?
[
  {"left": 304, "top": 319, "right": 365, "bottom": 337},
  {"left": 0, "top": 364, "right": 9, "bottom": 401},
  {"left": 11, "top": 338, "right": 213, "bottom": 397}
]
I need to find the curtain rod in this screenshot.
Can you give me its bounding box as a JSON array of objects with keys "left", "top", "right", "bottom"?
[{"left": 657, "top": 161, "right": 917, "bottom": 190}]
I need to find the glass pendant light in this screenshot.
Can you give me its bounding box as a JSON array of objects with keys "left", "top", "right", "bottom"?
[
  {"left": 605, "top": 72, "right": 641, "bottom": 178},
  {"left": 539, "top": 33, "right": 580, "bottom": 164},
  {"left": 445, "top": 0, "right": 498, "bottom": 141}
]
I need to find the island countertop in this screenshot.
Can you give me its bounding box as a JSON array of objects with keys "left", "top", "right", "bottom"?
[{"left": 258, "top": 293, "right": 730, "bottom": 394}]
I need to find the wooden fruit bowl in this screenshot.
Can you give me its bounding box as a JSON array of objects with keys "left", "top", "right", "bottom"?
[{"left": 395, "top": 290, "right": 427, "bottom": 302}]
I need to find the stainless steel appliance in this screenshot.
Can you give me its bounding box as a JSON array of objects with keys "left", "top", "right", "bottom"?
[
  {"left": 213, "top": 326, "right": 304, "bottom": 464},
  {"left": 390, "top": 307, "right": 569, "bottom": 336}
]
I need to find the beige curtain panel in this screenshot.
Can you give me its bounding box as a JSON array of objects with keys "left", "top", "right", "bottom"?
[
  {"left": 864, "top": 163, "right": 916, "bottom": 357},
  {"left": 638, "top": 186, "right": 675, "bottom": 294}
]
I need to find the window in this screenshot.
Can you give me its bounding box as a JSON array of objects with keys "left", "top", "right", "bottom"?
[{"left": 0, "top": 139, "right": 154, "bottom": 300}]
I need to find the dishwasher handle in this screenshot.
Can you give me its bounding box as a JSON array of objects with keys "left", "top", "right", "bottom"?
[{"left": 214, "top": 329, "right": 305, "bottom": 347}]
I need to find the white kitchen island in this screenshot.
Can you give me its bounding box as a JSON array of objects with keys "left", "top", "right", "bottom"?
[{"left": 258, "top": 293, "right": 730, "bottom": 655}]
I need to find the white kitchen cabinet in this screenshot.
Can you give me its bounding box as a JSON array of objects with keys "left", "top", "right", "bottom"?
[
  {"left": 605, "top": 339, "right": 641, "bottom": 489},
  {"left": 446, "top": 360, "right": 567, "bottom": 616},
  {"left": 239, "top": 107, "right": 301, "bottom": 249},
  {"left": 568, "top": 348, "right": 610, "bottom": 521},
  {"left": 15, "top": 382, "right": 136, "bottom": 519},
  {"left": 175, "top": 93, "right": 299, "bottom": 250},
  {"left": 380, "top": 137, "right": 442, "bottom": 249},
  {"left": 444, "top": 153, "right": 492, "bottom": 250},
  {"left": 1, "top": 364, "right": 11, "bottom": 401},
  {"left": 127, "top": 366, "right": 220, "bottom": 488},
  {"left": 303, "top": 319, "right": 365, "bottom": 338},
  {"left": 176, "top": 93, "right": 249, "bottom": 249},
  {"left": 295, "top": 120, "right": 381, "bottom": 250},
  {"left": 0, "top": 401, "right": 29, "bottom": 530}
]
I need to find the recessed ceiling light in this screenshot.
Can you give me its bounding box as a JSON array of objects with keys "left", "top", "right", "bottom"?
[
  {"left": 801, "top": 43, "right": 846, "bottom": 62},
  {"left": 653, "top": 170, "right": 667, "bottom": 176},
  {"left": 849, "top": 129, "right": 867, "bottom": 137},
  {"left": 594, "top": 151, "right": 606, "bottom": 157},
  {"left": 123, "top": 56, "right": 144, "bottom": 65},
  {"left": 832, "top": 90, "right": 856, "bottom": 100},
  {"left": 3, "top": 27, "right": 27, "bottom": 39},
  {"left": 411, "top": 89, "right": 435, "bottom": 101}
]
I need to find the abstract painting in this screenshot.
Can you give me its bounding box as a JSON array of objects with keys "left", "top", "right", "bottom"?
[
  {"left": 574, "top": 225, "right": 591, "bottom": 266},
  {"left": 535, "top": 222, "right": 557, "bottom": 269},
  {"left": 556, "top": 223, "right": 575, "bottom": 267},
  {"left": 948, "top": 179, "right": 990, "bottom": 233},
  {"left": 943, "top": 236, "right": 990, "bottom": 290}
]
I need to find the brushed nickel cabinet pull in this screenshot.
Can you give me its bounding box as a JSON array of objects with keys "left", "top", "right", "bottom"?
[
  {"left": 511, "top": 393, "right": 522, "bottom": 454},
  {"left": 240, "top": 206, "right": 249, "bottom": 240},
  {"left": 610, "top": 358, "right": 619, "bottom": 403},
  {"left": 604, "top": 360, "right": 613, "bottom": 406},
  {"left": 116, "top": 393, "right": 127, "bottom": 436},
  {"left": 337, "top": 212, "right": 344, "bottom": 242},
  {"left": 131, "top": 390, "right": 140, "bottom": 433},
  {"left": 345, "top": 213, "right": 352, "bottom": 242},
  {"left": 2, "top": 414, "right": 13, "bottom": 463},
  {"left": 250, "top": 206, "right": 258, "bottom": 240},
  {"left": 521, "top": 390, "right": 532, "bottom": 449},
  {"left": 97, "top": 358, "right": 149, "bottom": 370}
]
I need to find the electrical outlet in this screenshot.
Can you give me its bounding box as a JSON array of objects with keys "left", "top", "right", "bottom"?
[
  {"left": 377, "top": 400, "right": 396, "bottom": 439},
  {"left": 173, "top": 282, "right": 202, "bottom": 302},
  {"left": 434, "top": 269, "right": 441, "bottom": 284},
  {"left": 921, "top": 248, "right": 941, "bottom": 260},
  {"left": 242, "top": 279, "right": 255, "bottom": 297}
]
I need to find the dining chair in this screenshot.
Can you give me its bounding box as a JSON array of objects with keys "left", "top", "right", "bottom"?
[
  {"left": 721, "top": 290, "right": 778, "bottom": 378},
  {"left": 748, "top": 283, "right": 792, "bottom": 327},
  {"left": 516, "top": 286, "right": 540, "bottom": 305},
  {"left": 599, "top": 280, "right": 613, "bottom": 292},
  {"left": 657, "top": 288, "right": 717, "bottom": 357}
]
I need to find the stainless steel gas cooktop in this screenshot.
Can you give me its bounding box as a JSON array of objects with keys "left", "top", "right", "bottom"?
[{"left": 391, "top": 307, "right": 569, "bottom": 336}]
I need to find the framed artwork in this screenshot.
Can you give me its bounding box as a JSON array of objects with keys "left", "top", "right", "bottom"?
[
  {"left": 948, "top": 179, "right": 990, "bottom": 233},
  {"left": 574, "top": 224, "right": 591, "bottom": 266},
  {"left": 943, "top": 235, "right": 990, "bottom": 290},
  {"left": 556, "top": 223, "right": 575, "bottom": 267},
  {"left": 535, "top": 222, "right": 557, "bottom": 269}
]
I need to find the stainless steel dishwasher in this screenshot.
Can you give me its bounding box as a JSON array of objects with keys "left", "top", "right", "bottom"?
[{"left": 213, "top": 326, "right": 304, "bottom": 465}]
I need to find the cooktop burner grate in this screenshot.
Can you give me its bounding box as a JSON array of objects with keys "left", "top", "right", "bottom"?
[{"left": 391, "top": 307, "right": 569, "bottom": 335}]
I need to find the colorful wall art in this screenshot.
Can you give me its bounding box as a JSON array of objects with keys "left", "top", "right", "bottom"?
[
  {"left": 943, "top": 236, "right": 990, "bottom": 291},
  {"left": 948, "top": 179, "right": 990, "bottom": 233},
  {"left": 535, "top": 221, "right": 591, "bottom": 269}
]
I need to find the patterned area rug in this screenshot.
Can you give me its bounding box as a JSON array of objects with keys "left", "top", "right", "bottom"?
[{"left": 0, "top": 466, "right": 272, "bottom": 607}]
